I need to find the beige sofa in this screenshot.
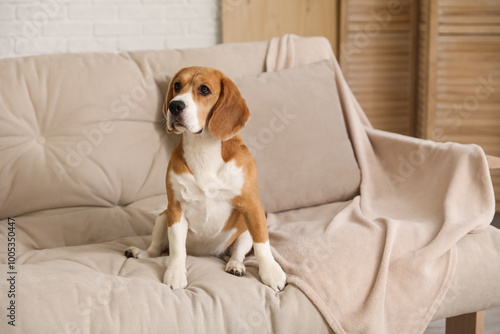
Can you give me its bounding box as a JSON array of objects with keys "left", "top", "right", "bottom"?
[{"left": 0, "top": 37, "right": 499, "bottom": 334}]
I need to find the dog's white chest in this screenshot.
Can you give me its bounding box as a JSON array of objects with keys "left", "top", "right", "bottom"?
[
  {"left": 171, "top": 161, "right": 243, "bottom": 236},
  {"left": 170, "top": 135, "right": 245, "bottom": 244}
]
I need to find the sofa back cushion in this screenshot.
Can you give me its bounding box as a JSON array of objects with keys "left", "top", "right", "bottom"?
[
  {"left": 236, "top": 60, "right": 360, "bottom": 213},
  {"left": 0, "top": 53, "right": 165, "bottom": 218},
  {"left": 0, "top": 43, "right": 359, "bottom": 218},
  {"left": 0, "top": 42, "right": 268, "bottom": 219}
]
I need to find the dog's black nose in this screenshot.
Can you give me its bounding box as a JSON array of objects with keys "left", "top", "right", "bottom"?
[{"left": 169, "top": 100, "right": 185, "bottom": 116}]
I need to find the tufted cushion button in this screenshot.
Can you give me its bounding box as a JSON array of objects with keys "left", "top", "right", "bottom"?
[{"left": 36, "top": 136, "right": 46, "bottom": 144}]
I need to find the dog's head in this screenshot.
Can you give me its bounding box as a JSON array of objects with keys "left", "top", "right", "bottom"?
[{"left": 163, "top": 66, "right": 250, "bottom": 141}]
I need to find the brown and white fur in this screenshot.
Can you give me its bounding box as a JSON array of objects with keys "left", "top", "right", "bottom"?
[{"left": 124, "top": 66, "right": 286, "bottom": 291}]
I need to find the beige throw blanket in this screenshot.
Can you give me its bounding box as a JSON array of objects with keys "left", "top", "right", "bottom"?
[{"left": 262, "top": 34, "right": 496, "bottom": 334}]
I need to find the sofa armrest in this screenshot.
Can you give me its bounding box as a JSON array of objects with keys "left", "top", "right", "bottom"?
[
  {"left": 446, "top": 311, "right": 484, "bottom": 334},
  {"left": 442, "top": 157, "right": 497, "bottom": 334}
]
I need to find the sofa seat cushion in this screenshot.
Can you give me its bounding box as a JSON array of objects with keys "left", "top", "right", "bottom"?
[
  {"left": 0, "top": 205, "right": 331, "bottom": 333},
  {"left": 3, "top": 195, "right": 499, "bottom": 333}
]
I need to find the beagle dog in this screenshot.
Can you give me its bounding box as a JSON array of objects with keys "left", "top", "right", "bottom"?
[{"left": 125, "top": 66, "right": 286, "bottom": 292}]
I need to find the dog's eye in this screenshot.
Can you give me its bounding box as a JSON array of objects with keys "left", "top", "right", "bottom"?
[
  {"left": 174, "top": 82, "right": 181, "bottom": 92},
  {"left": 199, "top": 85, "right": 211, "bottom": 96}
]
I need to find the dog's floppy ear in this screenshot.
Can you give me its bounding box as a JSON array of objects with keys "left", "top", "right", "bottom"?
[
  {"left": 163, "top": 78, "right": 175, "bottom": 116},
  {"left": 163, "top": 76, "right": 175, "bottom": 133},
  {"left": 208, "top": 76, "right": 250, "bottom": 141}
]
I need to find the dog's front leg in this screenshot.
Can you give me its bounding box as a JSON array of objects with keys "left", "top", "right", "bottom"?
[
  {"left": 237, "top": 198, "right": 287, "bottom": 292},
  {"left": 163, "top": 201, "right": 188, "bottom": 289}
]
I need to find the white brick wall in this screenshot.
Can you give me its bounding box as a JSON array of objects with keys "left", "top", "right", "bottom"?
[{"left": 0, "top": 0, "right": 220, "bottom": 59}]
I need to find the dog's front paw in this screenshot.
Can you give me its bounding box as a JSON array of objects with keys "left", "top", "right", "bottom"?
[
  {"left": 259, "top": 261, "right": 287, "bottom": 292},
  {"left": 226, "top": 260, "right": 246, "bottom": 277},
  {"left": 163, "top": 266, "right": 188, "bottom": 289},
  {"left": 124, "top": 246, "right": 149, "bottom": 259}
]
